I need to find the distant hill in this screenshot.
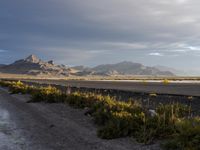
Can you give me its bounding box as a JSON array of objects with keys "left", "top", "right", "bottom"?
[
  {"left": 91, "top": 61, "right": 174, "bottom": 76},
  {"left": 0, "top": 55, "right": 70, "bottom": 76},
  {"left": 0, "top": 64, "right": 6, "bottom": 67},
  {"left": 154, "top": 65, "right": 185, "bottom": 76},
  {"left": 70, "top": 66, "right": 94, "bottom": 76},
  {"left": 0, "top": 55, "right": 174, "bottom": 76}
]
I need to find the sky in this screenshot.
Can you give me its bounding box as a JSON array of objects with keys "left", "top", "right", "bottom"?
[{"left": 1, "top": 0, "right": 200, "bottom": 73}]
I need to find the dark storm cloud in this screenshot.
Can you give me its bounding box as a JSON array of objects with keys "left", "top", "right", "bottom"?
[{"left": 1, "top": 0, "right": 200, "bottom": 69}]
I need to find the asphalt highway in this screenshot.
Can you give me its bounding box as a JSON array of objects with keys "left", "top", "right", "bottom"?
[{"left": 23, "top": 79, "right": 200, "bottom": 97}]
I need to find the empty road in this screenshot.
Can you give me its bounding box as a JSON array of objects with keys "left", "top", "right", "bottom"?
[{"left": 24, "top": 79, "right": 200, "bottom": 97}]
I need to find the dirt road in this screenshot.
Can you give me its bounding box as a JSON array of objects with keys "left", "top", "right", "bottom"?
[{"left": 0, "top": 87, "right": 160, "bottom": 150}]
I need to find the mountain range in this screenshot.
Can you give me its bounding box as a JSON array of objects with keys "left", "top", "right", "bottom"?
[{"left": 0, "top": 55, "right": 174, "bottom": 76}]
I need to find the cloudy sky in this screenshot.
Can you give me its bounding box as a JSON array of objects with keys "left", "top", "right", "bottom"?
[{"left": 1, "top": 0, "right": 200, "bottom": 72}]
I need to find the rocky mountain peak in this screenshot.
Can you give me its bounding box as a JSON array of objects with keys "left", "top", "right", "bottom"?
[{"left": 24, "top": 54, "right": 40, "bottom": 63}]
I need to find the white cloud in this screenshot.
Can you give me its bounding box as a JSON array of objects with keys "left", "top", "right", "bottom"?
[
  {"left": 176, "top": 0, "right": 188, "bottom": 4},
  {"left": 86, "top": 50, "right": 107, "bottom": 54},
  {"left": 103, "top": 42, "right": 148, "bottom": 50},
  {"left": 149, "top": 52, "right": 164, "bottom": 56},
  {"left": 187, "top": 46, "right": 200, "bottom": 51},
  {"left": 170, "top": 49, "right": 187, "bottom": 53}
]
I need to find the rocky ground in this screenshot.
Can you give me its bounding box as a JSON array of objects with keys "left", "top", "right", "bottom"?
[{"left": 0, "top": 87, "right": 161, "bottom": 150}]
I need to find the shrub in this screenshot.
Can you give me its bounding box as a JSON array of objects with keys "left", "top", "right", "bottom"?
[
  {"left": 0, "top": 80, "right": 13, "bottom": 87},
  {"left": 31, "top": 86, "right": 63, "bottom": 103},
  {"left": 92, "top": 97, "right": 142, "bottom": 125},
  {"left": 156, "top": 103, "right": 190, "bottom": 122},
  {"left": 149, "top": 93, "right": 157, "bottom": 97},
  {"left": 65, "top": 92, "right": 100, "bottom": 108},
  {"left": 9, "top": 81, "right": 28, "bottom": 94},
  {"left": 0, "top": 80, "right": 35, "bottom": 94},
  {"left": 163, "top": 79, "right": 169, "bottom": 85},
  {"left": 98, "top": 111, "right": 141, "bottom": 139},
  {"left": 162, "top": 117, "right": 200, "bottom": 150}
]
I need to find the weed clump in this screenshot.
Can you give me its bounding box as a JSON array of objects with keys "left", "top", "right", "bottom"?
[
  {"left": 162, "top": 117, "right": 200, "bottom": 150},
  {"left": 163, "top": 79, "right": 169, "bottom": 85},
  {"left": 31, "top": 86, "right": 64, "bottom": 103}
]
